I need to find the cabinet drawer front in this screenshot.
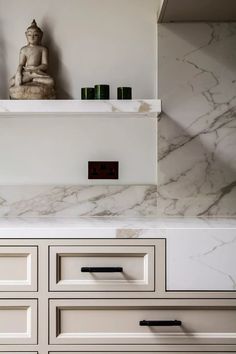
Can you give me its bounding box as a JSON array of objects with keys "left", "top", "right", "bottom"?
[
  {"left": 0, "top": 299, "right": 37, "bottom": 344},
  {"left": 0, "top": 247, "right": 37, "bottom": 291},
  {"left": 50, "top": 246, "right": 155, "bottom": 292},
  {"left": 50, "top": 299, "right": 236, "bottom": 345}
]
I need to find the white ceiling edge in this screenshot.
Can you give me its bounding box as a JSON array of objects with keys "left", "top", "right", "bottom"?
[{"left": 158, "top": 0, "right": 236, "bottom": 23}]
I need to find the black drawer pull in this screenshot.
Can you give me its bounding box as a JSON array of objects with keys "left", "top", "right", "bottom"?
[
  {"left": 81, "top": 267, "right": 123, "bottom": 273},
  {"left": 139, "top": 320, "right": 182, "bottom": 326}
]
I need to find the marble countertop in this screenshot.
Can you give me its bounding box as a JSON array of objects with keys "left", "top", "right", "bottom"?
[{"left": 0, "top": 217, "right": 235, "bottom": 238}]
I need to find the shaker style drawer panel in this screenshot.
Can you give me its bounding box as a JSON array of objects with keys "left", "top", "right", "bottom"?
[
  {"left": 49, "top": 246, "right": 155, "bottom": 292},
  {"left": 51, "top": 353, "right": 234, "bottom": 354},
  {"left": 0, "top": 247, "right": 37, "bottom": 291},
  {"left": 0, "top": 299, "right": 37, "bottom": 344},
  {"left": 49, "top": 299, "right": 236, "bottom": 345}
]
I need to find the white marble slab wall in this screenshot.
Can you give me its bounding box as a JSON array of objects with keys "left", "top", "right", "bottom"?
[
  {"left": 158, "top": 23, "right": 236, "bottom": 216},
  {"left": 0, "top": 185, "right": 157, "bottom": 217},
  {"left": 165, "top": 229, "right": 236, "bottom": 291}
]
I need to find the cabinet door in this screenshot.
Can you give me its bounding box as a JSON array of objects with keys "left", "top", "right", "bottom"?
[
  {"left": 0, "top": 247, "right": 37, "bottom": 291},
  {"left": 49, "top": 299, "right": 236, "bottom": 345},
  {"left": 50, "top": 245, "right": 155, "bottom": 292},
  {"left": 0, "top": 299, "right": 37, "bottom": 344}
]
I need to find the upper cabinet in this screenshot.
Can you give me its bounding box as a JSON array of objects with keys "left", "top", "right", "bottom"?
[{"left": 158, "top": 0, "right": 236, "bottom": 23}]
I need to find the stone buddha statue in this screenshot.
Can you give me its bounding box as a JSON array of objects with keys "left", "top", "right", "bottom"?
[{"left": 9, "top": 20, "right": 56, "bottom": 99}]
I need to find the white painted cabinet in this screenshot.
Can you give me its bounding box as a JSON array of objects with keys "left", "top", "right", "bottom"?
[
  {"left": 0, "top": 299, "right": 37, "bottom": 344},
  {"left": 49, "top": 245, "right": 155, "bottom": 292},
  {"left": 52, "top": 353, "right": 233, "bottom": 354},
  {"left": 50, "top": 298, "right": 236, "bottom": 345},
  {"left": 0, "top": 247, "right": 37, "bottom": 291},
  {"left": 0, "top": 237, "right": 234, "bottom": 354}
]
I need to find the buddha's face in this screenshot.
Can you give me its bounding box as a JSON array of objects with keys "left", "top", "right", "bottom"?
[{"left": 25, "top": 29, "right": 42, "bottom": 45}]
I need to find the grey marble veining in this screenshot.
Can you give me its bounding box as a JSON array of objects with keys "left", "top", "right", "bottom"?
[
  {"left": 0, "top": 23, "right": 235, "bottom": 219},
  {"left": 166, "top": 228, "right": 236, "bottom": 291},
  {"left": 158, "top": 23, "right": 236, "bottom": 216},
  {"left": 0, "top": 185, "right": 157, "bottom": 217}
]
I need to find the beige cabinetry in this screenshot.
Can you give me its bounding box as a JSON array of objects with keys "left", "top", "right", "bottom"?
[
  {"left": 51, "top": 353, "right": 234, "bottom": 354},
  {"left": 0, "top": 247, "right": 37, "bottom": 291},
  {"left": 0, "top": 299, "right": 37, "bottom": 344},
  {"left": 0, "top": 238, "right": 234, "bottom": 354},
  {"left": 50, "top": 298, "right": 236, "bottom": 346},
  {"left": 49, "top": 245, "right": 155, "bottom": 292}
]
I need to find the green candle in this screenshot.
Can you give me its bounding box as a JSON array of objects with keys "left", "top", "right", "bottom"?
[
  {"left": 94, "top": 85, "right": 110, "bottom": 100},
  {"left": 81, "top": 87, "right": 95, "bottom": 100},
  {"left": 117, "top": 87, "right": 132, "bottom": 100}
]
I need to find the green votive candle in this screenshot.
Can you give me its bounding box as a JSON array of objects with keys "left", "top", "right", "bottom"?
[
  {"left": 117, "top": 87, "right": 132, "bottom": 100},
  {"left": 94, "top": 85, "right": 110, "bottom": 100},
  {"left": 81, "top": 87, "right": 95, "bottom": 100}
]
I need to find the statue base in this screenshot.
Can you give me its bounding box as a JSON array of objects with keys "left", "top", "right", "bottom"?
[{"left": 9, "top": 83, "right": 56, "bottom": 100}]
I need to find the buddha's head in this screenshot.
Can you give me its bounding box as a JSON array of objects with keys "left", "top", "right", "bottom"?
[{"left": 25, "top": 20, "right": 43, "bottom": 45}]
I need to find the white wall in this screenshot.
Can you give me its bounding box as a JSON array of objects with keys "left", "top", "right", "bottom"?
[
  {"left": 0, "top": 117, "right": 157, "bottom": 185},
  {"left": 0, "top": 0, "right": 159, "bottom": 186},
  {"left": 0, "top": 0, "right": 160, "bottom": 99}
]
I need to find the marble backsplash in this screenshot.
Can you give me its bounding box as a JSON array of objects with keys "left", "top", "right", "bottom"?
[
  {"left": 0, "top": 185, "right": 157, "bottom": 217},
  {"left": 158, "top": 23, "right": 236, "bottom": 217},
  {"left": 0, "top": 23, "right": 235, "bottom": 218}
]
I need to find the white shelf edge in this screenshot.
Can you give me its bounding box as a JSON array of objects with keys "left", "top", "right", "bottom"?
[{"left": 0, "top": 99, "right": 161, "bottom": 117}]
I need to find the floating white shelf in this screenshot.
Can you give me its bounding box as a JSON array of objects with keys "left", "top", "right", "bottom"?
[{"left": 0, "top": 99, "right": 161, "bottom": 117}]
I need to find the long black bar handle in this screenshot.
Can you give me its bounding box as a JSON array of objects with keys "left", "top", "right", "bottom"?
[
  {"left": 139, "top": 320, "right": 182, "bottom": 327},
  {"left": 81, "top": 267, "right": 123, "bottom": 273}
]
